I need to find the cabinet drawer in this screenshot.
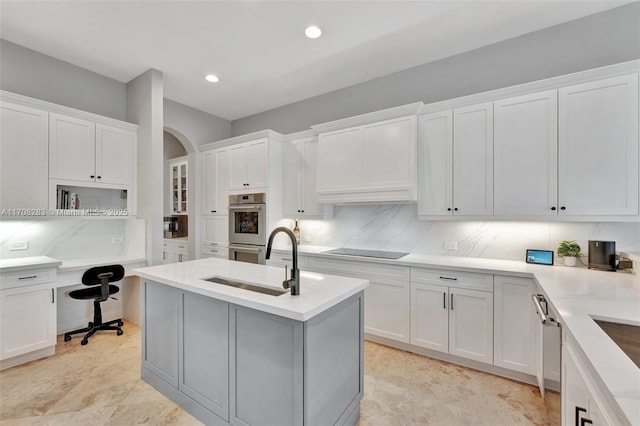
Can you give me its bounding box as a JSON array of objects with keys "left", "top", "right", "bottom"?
[
  {"left": 0, "top": 267, "right": 57, "bottom": 290},
  {"left": 308, "top": 257, "right": 410, "bottom": 281},
  {"left": 266, "top": 252, "right": 309, "bottom": 270},
  {"left": 201, "top": 246, "right": 227, "bottom": 259},
  {"left": 411, "top": 267, "right": 493, "bottom": 292}
]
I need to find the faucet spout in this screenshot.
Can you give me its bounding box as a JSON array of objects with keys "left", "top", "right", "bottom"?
[{"left": 265, "top": 227, "right": 300, "bottom": 295}]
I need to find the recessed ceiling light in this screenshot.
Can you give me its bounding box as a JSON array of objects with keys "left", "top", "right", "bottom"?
[
  {"left": 205, "top": 74, "right": 219, "bottom": 83},
  {"left": 305, "top": 25, "right": 322, "bottom": 39}
]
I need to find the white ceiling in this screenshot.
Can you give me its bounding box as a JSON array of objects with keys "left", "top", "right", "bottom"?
[{"left": 0, "top": 1, "right": 631, "bottom": 121}]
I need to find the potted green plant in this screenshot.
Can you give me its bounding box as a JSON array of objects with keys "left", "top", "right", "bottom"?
[{"left": 557, "top": 240, "right": 581, "bottom": 266}]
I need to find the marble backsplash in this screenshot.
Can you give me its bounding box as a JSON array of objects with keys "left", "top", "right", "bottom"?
[
  {"left": 292, "top": 204, "right": 640, "bottom": 261},
  {"left": 0, "top": 218, "right": 145, "bottom": 261}
]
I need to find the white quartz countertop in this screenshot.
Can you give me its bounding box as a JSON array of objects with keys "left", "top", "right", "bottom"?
[
  {"left": 58, "top": 256, "right": 147, "bottom": 272},
  {"left": 273, "top": 245, "right": 640, "bottom": 424},
  {"left": 134, "top": 258, "right": 369, "bottom": 321},
  {"left": 0, "top": 256, "right": 62, "bottom": 272}
]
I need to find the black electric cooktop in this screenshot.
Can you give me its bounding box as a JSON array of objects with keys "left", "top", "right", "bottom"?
[{"left": 323, "top": 248, "right": 409, "bottom": 260}]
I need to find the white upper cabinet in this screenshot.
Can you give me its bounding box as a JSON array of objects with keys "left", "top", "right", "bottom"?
[
  {"left": 418, "top": 110, "right": 453, "bottom": 216},
  {"left": 49, "top": 113, "right": 136, "bottom": 187},
  {"left": 314, "top": 103, "right": 421, "bottom": 203},
  {"left": 95, "top": 123, "right": 135, "bottom": 186},
  {"left": 418, "top": 103, "right": 493, "bottom": 217},
  {"left": 169, "top": 158, "right": 188, "bottom": 215},
  {"left": 558, "top": 74, "right": 639, "bottom": 216},
  {"left": 0, "top": 102, "right": 49, "bottom": 209},
  {"left": 494, "top": 90, "right": 558, "bottom": 216},
  {"left": 203, "top": 148, "right": 229, "bottom": 215},
  {"left": 453, "top": 102, "right": 494, "bottom": 216},
  {"left": 229, "top": 138, "right": 268, "bottom": 191},
  {"left": 49, "top": 113, "right": 96, "bottom": 182},
  {"left": 283, "top": 134, "right": 324, "bottom": 217}
]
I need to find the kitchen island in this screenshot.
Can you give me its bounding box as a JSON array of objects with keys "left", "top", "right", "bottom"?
[{"left": 134, "top": 258, "right": 369, "bottom": 426}]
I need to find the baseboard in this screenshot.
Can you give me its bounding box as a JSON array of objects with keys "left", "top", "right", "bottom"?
[{"left": 0, "top": 346, "right": 55, "bottom": 371}]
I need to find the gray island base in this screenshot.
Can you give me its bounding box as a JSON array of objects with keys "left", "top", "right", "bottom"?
[{"left": 138, "top": 265, "right": 366, "bottom": 426}]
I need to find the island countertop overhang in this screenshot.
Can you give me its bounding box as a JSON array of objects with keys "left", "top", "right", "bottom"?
[{"left": 134, "top": 258, "right": 369, "bottom": 321}]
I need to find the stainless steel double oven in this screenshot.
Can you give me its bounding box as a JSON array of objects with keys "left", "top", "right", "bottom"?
[{"left": 228, "top": 193, "right": 266, "bottom": 264}]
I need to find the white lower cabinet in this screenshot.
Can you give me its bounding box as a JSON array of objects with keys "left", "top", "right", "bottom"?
[
  {"left": 360, "top": 276, "right": 410, "bottom": 343},
  {"left": 493, "top": 276, "right": 537, "bottom": 374},
  {"left": 307, "top": 256, "right": 411, "bottom": 343},
  {"left": 0, "top": 267, "right": 57, "bottom": 368},
  {"left": 562, "top": 336, "right": 616, "bottom": 426},
  {"left": 411, "top": 268, "right": 493, "bottom": 364},
  {"left": 201, "top": 244, "right": 228, "bottom": 260},
  {"left": 163, "top": 239, "right": 189, "bottom": 264},
  {"left": 202, "top": 216, "right": 228, "bottom": 247}
]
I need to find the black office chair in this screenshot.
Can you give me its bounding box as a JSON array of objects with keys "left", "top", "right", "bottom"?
[{"left": 63, "top": 264, "right": 125, "bottom": 345}]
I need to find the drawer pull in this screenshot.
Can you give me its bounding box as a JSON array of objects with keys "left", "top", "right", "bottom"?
[
  {"left": 51, "top": 288, "right": 55, "bottom": 303},
  {"left": 575, "top": 406, "right": 587, "bottom": 426},
  {"left": 281, "top": 258, "right": 292, "bottom": 261},
  {"left": 439, "top": 276, "right": 457, "bottom": 281},
  {"left": 450, "top": 294, "right": 454, "bottom": 310},
  {"left": 443, "top": 292, "right": 446, "bottom": 309},
  {"left": 18, "top": 275, "right": 37, "bottom": 280}
]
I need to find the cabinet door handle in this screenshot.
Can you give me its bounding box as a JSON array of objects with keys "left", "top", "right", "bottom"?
[
  {"left": 454, "top": 207, "right": 458, "bottom": 212},
  {"left": 90, "top": 175, "right": 95, "bottom": 179},
  {"left": 18, "top": 275, "right": 37, "bottom": 280},
  {"left": 560, "top": 206, "right": 567, "bottom": 211},
  {"left": 97, "top": 176, "right": 102, "bottom": 179},
  {"left": 580, "top": 418, "right": 593, "bottom": 426},
  {"left": 51, "top": 288, "right": 55, "bottom": 303},
  {"left": 439, "top": 276, "right": 457, "bottom": 281},
  {"left": 450, "top": 293, "right": 454, "bottom": 310},
  {"left": 447, "top": 208, "right": 452, "bottom": 212},
  {"left": 443, "top": 292, "right": 446, "bottom": 309},
  {"left": 575, "top": 406, "right": 587, "bottom": 426}
]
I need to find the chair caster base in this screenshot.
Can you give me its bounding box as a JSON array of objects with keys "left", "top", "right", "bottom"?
[
  {"left": 117, "top": 329, "right": 123, "bottom": 336},
  {"left": 64, "top": 334, "right": 71, "bottom": 342},
  {"left": 81, "top": 339, "right": 88, "bottom": 345}
]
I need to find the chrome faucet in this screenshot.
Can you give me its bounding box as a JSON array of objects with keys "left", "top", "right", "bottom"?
[{"left": 265, "top": 227, "right": 300, "bottom": 296}]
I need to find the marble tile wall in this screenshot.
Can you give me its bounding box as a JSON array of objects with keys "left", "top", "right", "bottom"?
[
  {"left": 0, "top": 218, "right": 146, "bottom": 261},
  {"left": 293, "top": 204, "right": 640, "bottom": 261}
]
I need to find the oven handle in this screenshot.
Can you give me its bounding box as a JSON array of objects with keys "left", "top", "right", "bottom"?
[
  {"left": 532, "top": 294, "right": 560, "bottom": 327},
  {"left": 229, "top": 245, "right": 263, "bottom": 253},
  {"left": 228, "top": 205, "right": 263, "bottom": 210}
]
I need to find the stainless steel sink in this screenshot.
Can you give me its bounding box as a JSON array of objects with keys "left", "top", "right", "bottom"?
[
  {"left": 203, "top": 276, "right": 287, "bottom": 296},
  {"left": 595, "top": 319, "right": 640, "bottom": 368}
]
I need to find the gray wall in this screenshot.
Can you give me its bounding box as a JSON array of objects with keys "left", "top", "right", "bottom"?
[
  {"left": 163, "top": 98, "right": 231, "bottom": 147},
  {"left": 231, "top": 2, "right": 640, "bottom": 136},
  {"left": 0, "top": 39, "right": 127, "bottom": 121}
]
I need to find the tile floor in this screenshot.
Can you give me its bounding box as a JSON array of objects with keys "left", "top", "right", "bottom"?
[{"left": 0, "top": 321, "right": 560, "bottom": 425}]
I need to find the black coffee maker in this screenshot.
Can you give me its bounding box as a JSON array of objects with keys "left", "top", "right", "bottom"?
[{"left": 588, "top": 240, "right": 616, "bottom": 271}]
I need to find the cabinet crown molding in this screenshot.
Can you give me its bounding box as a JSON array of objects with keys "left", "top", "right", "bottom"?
[
  {"left": 283, "top": 128, "right": 318, "bottom": 142},
  {"left": 199, "top": 129, "right": 283, "bottom": 152},
  {"left": 310, "top": 102, "right": 423, "bottom": 134},
  {"left": 0, "top": 90, "right": 138, "bottom": 131}
]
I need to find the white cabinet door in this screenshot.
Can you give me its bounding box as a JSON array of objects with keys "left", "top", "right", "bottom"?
[
  {"left": 494, "top": 276, "right": 537, "bottom": 374},
  {"left": 283, "top": 141, "right": 303, "bottom": 217},
  {"left": 361, "top": 276, "right": 410, "bottom": 343},
  {"left": 453, "top": 102, "right": 493, "bottom": 216},
  {"left": 411, "top": 282, "right": 449, "bottom": 352},
  {"left": 245, "top": 138, "right": 268, "bottom": 189},
  {"left": 169, "top": 159, "right": 188, "bottom": 215},
  {"left": 494, "top": 91, "right": 558, "bottom": 216},
  {"left": 0, "top": 102, "right": 49, "bottom": 209},
  {"left": 361, "top": 116, "right": 416, "bottom": 191},
  {"left": 317, "top": 127, "right": 362, "bottom": 194},
  {"left": 203, "top": 216, "right": 228, "bottom": 245},
  {"left": 418, "top": 110, "right": 453, "bottom": 216},
  {"left": 284, "top": 138, "right": 323, "bottom": 217},
  {"left": 95, "top": 123, "right": 135, "bottom": 186},
  {"left": 203, "top": 148, "right": 229, "bottom": 215},
  {"left": 49, "top": 113, "right": 96, "bottom": 182},
  {"left": 228, "top": 144, "right": 247, "bottom": 191},
  {"left": 558, "top": 74, "right": 639, "bottom": 216},
  {"left": 0, "top": 283, "right": 56, "bottom": 360},
  {"left": 449, "top": 287, "right": 493, "bottom": 364}
]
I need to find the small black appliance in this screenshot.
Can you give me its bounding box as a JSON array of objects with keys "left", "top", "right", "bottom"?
[{"left": 588, "top": 240, "right": 616, "bottom": 271}]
